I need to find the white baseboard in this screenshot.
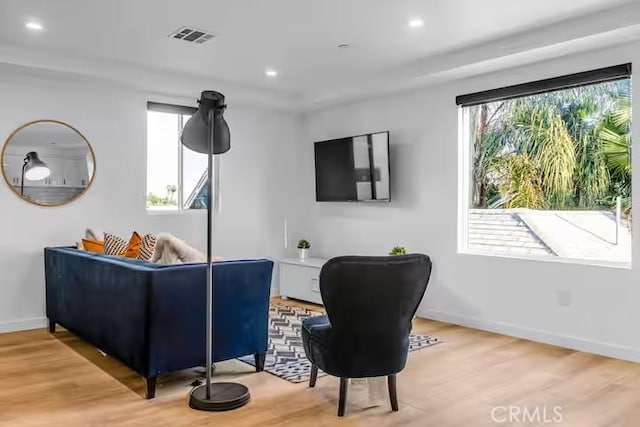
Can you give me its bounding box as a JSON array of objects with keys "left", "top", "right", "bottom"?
[
  {"left": 0, "top": 317, "right": 47, "bottom": 334},
  {"left": 5, "top": 311, "right": 639, "bottom": 363},
  {"left": 418, "top": 308, "right": 640, "bottom": 363}
]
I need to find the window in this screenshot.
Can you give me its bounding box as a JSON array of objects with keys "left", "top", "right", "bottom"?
[
  {"left": 458, "top": 65, "right": 632, "bottom": 265},
  {"left": 146, "top": 102, "right": 210, "bottom": 211}
]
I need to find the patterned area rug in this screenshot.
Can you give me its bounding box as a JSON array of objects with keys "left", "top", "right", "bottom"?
[{"left": 239, "top": 303, "right": 440, "bottom": 383}]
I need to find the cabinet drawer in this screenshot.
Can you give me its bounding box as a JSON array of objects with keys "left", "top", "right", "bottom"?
[{"left": 279, "top": 263, "right": 322, "bottom": 305}]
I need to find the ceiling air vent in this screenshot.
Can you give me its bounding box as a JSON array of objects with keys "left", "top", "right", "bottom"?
[{"left": 169, "top": 26, "right": 216, "bottom": 44}]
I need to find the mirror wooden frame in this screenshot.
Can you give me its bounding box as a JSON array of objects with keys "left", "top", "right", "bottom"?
[{"left": 1, "top": 119, "right": 96, "bottom": 207}]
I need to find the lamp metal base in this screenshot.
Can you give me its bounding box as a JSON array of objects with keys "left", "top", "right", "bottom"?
[{"left": 189, "top": 382, "right": 250, "bottom": 411}]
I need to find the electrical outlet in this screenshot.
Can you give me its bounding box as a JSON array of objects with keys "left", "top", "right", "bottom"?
[{"left": 557, "top": 290, "right": 572, "bottom": 306}]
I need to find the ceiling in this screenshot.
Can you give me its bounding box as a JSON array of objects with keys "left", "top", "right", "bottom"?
[
  {"left": 0, "top": 0, "right": 637, "bottom": 109},
  {"left": 9, "top": 122, "right": 88, "bottom": 149}
]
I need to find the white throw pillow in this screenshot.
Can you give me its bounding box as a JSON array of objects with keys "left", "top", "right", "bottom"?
[
  {"left": 138, "top": 234, "right": 157, "bottom": 262},
  {"left": 85, "top": 228, "right": 105, "bottom": 242},
  {"left": 103, "top": 233, "right": 129, "bottom": 256}
]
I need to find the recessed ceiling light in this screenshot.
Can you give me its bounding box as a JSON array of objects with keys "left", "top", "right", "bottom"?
[
  {"left": 408, "top": 18, "right": 424, "bottom": 28},
  {"left": 265, "top": 69, "right": 278, "bottom": 77},
  {"left": 25, "top": 21, "right": 44, "bottom": 31},
  {"left": 338, "top": 44, "right": 350, "bottom": 49}
]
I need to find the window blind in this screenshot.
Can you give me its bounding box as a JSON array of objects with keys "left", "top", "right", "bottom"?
[
  {"left": 456, "top": 63, "right": 632, "bottom": 107},
  {"left": 147, "top": 102, "right": 198, "bottom": 115}
]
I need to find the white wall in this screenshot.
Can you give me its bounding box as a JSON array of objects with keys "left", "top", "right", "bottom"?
[
  {"left": 0, "top": 71, "right": 301, "bottom": 333},
  {"left": 3, "top": 28, "right": 638, "bottom": 365},
  {"left": 298, "top": 41, "right": 640, "bottom": 361}
]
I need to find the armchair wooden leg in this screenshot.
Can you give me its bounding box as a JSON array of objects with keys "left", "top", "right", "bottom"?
[
  {"left": 48, "top": 320, "right": 56, "bottom": 334},
  {"left": 309, "top": 365, "right": 318, "bottom": 387},
  {"left": 254, "top": 352, "right": 266, "bottom": 372},
  {"left": 388, "top": 374, "right": 398, "bottom": 412},
  {"left": 146, "top": 377, "right": 157, "bottom": 399},
  {"left": 338, "top": 378, "right": 348, "bottom": 417}
]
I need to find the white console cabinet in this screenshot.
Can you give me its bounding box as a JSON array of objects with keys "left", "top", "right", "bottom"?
[{"left": 279, "top": 257, "right": 328, "bottom": 305}]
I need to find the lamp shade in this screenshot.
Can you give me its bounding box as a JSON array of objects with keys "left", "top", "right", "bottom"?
[
  {"left": 24, "top": 151, "right": 50, "bottom": 181},
  {"left": 181, "top": 91, "right": 230, "bottom": 155}
]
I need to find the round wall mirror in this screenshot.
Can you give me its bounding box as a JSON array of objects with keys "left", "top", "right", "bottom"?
[{"left": 1, "top": 120, "right": 96, "bottom": 206}]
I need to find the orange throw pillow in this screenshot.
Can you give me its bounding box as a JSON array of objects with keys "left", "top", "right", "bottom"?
[
  {"left": 82, "top": 239, "right": 104, "bottom": 253},
  {"left": 124, "top": 232, "right": 142, "bottom": 258}
]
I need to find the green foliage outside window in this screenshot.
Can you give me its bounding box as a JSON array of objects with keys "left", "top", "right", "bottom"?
[{"left": 470, "top": 80, "right": 632, "bottom": 217}]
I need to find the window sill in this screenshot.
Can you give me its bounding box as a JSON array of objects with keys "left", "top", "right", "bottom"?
[
  {"left": 146, "top": 209, "right": 207, "bottom": 216},
  {"left": 458, "top": 248, "right": 631, "bottom": 270}
]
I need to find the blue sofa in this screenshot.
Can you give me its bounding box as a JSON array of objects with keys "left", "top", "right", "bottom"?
[{"left": 44, "top": 247, "right": 273, "bottom": 398}]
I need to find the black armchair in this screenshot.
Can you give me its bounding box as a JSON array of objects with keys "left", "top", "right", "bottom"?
[{"left": 301, "top": 254, "right": 432, "bottom": 417}]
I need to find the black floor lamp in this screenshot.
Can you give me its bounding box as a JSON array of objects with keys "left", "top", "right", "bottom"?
[{"left": 181, "top": 91, "right": 250, "bottom": 411}]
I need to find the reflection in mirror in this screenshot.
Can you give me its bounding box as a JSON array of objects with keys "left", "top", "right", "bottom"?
[{"left": 1, "top": 120, "right": 95, "bottom": 206}]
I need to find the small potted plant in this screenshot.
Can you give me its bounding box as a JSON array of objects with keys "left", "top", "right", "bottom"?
[
  {"left": 389, "top": 246, "right": 407, "bottom": 256},
  {"left": 297, "top": 239, "right": 311, "bottom": 260}
]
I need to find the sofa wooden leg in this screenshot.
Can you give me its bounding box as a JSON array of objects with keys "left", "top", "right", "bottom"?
[
  {"left": 146, "top": 377, "right": 157, "bottom": 399},
  {"left": 309, "top": 365, "right": 318, "bottom": 387},
  {"left": 338, "top": 378, "right": 348, "bottom": 417},
  {"left": 388, "top": 374, "right": 398, "bottom": 412},
  {"left": 48, "top": 320, "right": 56, "bottom": 334},
  {"left": 254, "top": 352, "right": 266, "bottom": 372}
]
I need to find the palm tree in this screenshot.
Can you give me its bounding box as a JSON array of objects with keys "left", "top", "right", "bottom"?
[
  {"left": 601, "top": 89, "right": 631, "bottom": 177},
  {"left": 511, "top": 101, "right": 576, "bottom": 207},
  {"left": 470, "top": 79, "right": 631, "bottom": 213},
  {"left": 599, "top": 85, "right": 632, "bottom": 214},
  {"left": 471, "top": 103, "right": 507, "bottom": 207},
  {"left": 166, "top": 184, "right": 177, "bottom": 202},
  {"left": 493, "top": 154, "right": 544, "bottom": 209}
]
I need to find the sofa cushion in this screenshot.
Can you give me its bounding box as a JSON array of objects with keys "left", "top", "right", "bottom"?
[
  {"left": 82, "top": 238, "right": 104, "bottom": 253},
  {"left": 124, "top": 232, "right": 142, "bottom": 258},
  {"left": 86, "top": 228, "right": 105, "bottom": 242},
  {"left": 138, "top": 234, "right": 157, "bottom": 261},
  {"left": 104, "top": 232, "right": 141, "bottom": 258}
]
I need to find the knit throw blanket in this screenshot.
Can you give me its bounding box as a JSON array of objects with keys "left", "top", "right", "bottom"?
[{"left": 151, "top": 232, "right": 208, "bottom": 264}]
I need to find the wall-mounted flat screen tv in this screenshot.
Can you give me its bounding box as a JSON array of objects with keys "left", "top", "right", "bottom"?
[{"left": 314, "top": 131, "right": 390, "bottom": 202}]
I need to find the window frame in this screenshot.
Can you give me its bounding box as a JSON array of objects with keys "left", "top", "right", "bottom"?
[
  {"left": 456, "top": 66, "right": 633, "bottom": 269},
  {"left": 146, "top": 102, "right": 208, "bottom": 215}
]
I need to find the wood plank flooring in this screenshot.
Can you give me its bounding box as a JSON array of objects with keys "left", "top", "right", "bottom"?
[{"left": 1, "top": 297, "right": 640, "bottom": 426}]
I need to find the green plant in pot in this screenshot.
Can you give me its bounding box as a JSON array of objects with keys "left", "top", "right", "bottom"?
[
  {"left": 297, "top": 239, "right": 311, "bottom": 260},
  {"left": 389, "top": 246, "right": 407, "bottom": 256}
]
